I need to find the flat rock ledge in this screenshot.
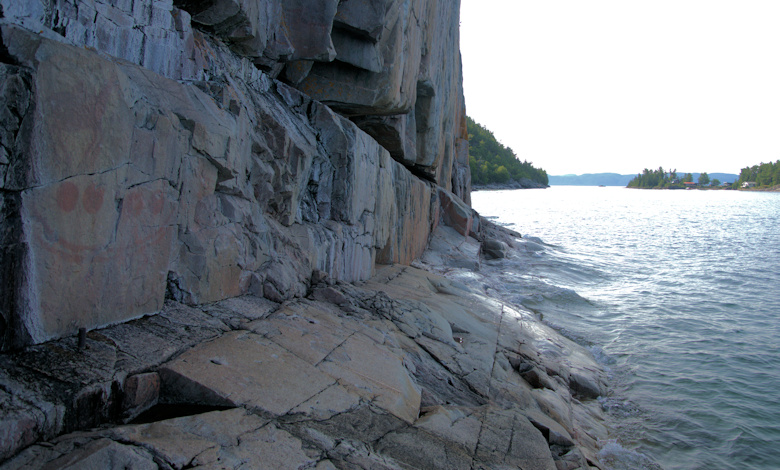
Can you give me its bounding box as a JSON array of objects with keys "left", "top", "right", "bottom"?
[{"left": 0, "top": 227, "right": 608, "bottom": 470}]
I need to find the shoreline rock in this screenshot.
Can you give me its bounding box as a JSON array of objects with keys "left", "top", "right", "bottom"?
[
  {"left": 0, "top": 222, "right": 608, "bottom": 469},
  {"left": 0, "top": 1, "right": 610, "bottom": 468}
]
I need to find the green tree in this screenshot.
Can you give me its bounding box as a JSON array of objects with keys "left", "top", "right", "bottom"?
[
  {"left": 698, "top": 172, "right": 710, "bottom": 186},
  {"left": 495, "top": 165, "right": 510, "bottom": 183},
  {"left": 627, "top": 166, "right": 680, "bottom": 188},
  {"left": 756, "top": 162, "right": 774, "bottom": 186},
  {"left": 773, "top": 163, "right": 780, "bottom": 186},
  {"left": 467, "top": 116, "right": 548, "bottom": 186},
  {"left": 711, "top": 178, "right": 721, "bottom": 187},
  {"left": 683, "top": 173, "right": 694, "bottom": 183},
  {"left": 734, "top": 160, "right": 780, "bottom": 188}
]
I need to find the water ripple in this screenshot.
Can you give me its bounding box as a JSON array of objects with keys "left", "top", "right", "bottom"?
[{"left": 472, "top": 187, "right": 780, "bottom": 470}]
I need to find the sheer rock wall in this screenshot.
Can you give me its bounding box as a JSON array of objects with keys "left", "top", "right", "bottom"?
[{"left": 0, "top": 0, "right": 470, "bottom": 350}]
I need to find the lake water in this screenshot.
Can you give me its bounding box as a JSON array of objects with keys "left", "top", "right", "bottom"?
[{"left": 471, "top": 186, "right": 780, "bottom": 470}]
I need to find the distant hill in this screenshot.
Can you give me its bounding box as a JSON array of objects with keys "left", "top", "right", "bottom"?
[
  {"left": 548, "top": 173, "right": 634, "bottom": 186},
  {"left": 550, "top": 172, "right": 739, "bottom": 186}
]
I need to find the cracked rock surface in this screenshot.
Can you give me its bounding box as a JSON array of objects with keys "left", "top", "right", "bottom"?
[
  {"left": 0, "top": 1, "right": 607, "bottom": 467},
  {"left": 0, "top": 225, "right": 608, "bottom": 469}
]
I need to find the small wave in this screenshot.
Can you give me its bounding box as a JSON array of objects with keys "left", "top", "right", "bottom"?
[
  {"left": 523, "top": 285, "right": 592, "bottom": 305},
  {"left": 597, "top": 440, "right": 664, "bottom": 470},
  {"left": 523, "top": 235, "right": 546, "bottom": 245},
  {"left": 598, "top": 396, "right": 644, "bottom": 420},
  {"left": 518, "top": 240, "right": 546, "bottom": 253},
  {"left": 541, "top": 323, "right": 591, "bottom": 345},
  {"left": 590, "top": 345, "right": 617, "bottom": 366},
  {"left": 483, "top": 215, "right": 519, "bottom": 229}
]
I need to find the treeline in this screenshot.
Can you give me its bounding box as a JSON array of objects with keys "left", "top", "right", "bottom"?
[
  {"left": 467, "top": 117, "right": 548, "bottom": 186},
  {"left": 734, "top": 160, "right": 780, "bottom": 188},
  {"left": 626, "top": 167, "right": 720, "bottom": 189},
  {"left": 626, "top": 167, "right": 720, "bottom": 188}
]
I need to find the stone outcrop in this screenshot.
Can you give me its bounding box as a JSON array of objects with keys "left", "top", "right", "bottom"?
[
  {"left": 0, "top": 0, "right": 610, "bottom": 468},
  {"left": 0, "top": 239, "right": 608, "bottom": 469}
]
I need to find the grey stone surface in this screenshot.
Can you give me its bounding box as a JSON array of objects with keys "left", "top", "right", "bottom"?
[
  {"left": 0, "top": 22, "right": 446, "bottom": 349},
  {"left": 474, "top": 408, "right": 558, "bottom": 470},
  {"left": 0, "top": 0, "right": 470, "bottom": 352},
  {"left": 2, "top": 438, "right": 158, "bottom": 470},
  {"left": 0, "top": 0, "right": 468, "bottom": 183},
  {"left": 160, "top": 330, "right": 337, "bottom": 415},
  {"left": 0, "top": 253, "right": 608, "bottom": 469},
  {"left": 298, "top": 0, "right": 468, "bottom": 187},
  {"left": 483, "top": 238, "right": 510, "bottom": 259},
  {"left": 0, "top": 1, "right": 611, "bottom": 468}
]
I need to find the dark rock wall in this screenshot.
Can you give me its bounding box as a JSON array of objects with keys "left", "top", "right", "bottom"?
[{"left": 0, "top": 0, "right": 470, "bottom": 350}]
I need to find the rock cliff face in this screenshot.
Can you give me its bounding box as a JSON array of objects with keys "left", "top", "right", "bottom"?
[
  {"left": 0, "top": 2, "right": 610, "bottom": 468},
  {"left": 0, "top": 0, "right": 470, "bottom": 350}
]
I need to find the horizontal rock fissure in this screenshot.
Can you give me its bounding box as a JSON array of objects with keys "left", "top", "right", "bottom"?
[
  {"left": 128, "top": 403, "right": 236, "bottom": 425},
  {"left": 407, "top": 163, "right": 437, "bottom": 184}
]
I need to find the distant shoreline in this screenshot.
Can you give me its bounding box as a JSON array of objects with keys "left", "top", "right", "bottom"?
[
  {"left": 626, "top": 185, "right": 780, "bottom": 192},
  {"left": 742, "top": 184, "right": 780, "bottom": 192},
  {"left": 472, "top": 178, "right": 549, "bottom": 191},
  {"left": 549, "top": 172, "right": 739, "bottom": 187}
]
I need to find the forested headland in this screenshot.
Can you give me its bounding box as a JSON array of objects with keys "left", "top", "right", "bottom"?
[
  {"left": 626, "top": 162, "right": 780, "bottom": 190},
  {"left": 733, "top": 161, "right": 780, "bottom": 189},
  {"left": 627, "top": 168, "right": 713, "bottom": 189},
  {"left": 467, "top": 117, "right": 548, "bottom": 187}
]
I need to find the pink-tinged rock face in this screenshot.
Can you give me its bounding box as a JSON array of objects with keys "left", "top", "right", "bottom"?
[
  {"left": 34, "top": 44, "right": 134, "bottom": 185},
  {"left": 122, "top": 373, "right": 161, "bottom": 417},
  {"left": 24, "top": 176, "right": 178, "bottom": 341},
  {"left": 54, "top": 181, "right": 106, "bottom": 215},
  {"left": 55, "top": 182, "right": 80, "bottom": 213},
  {"left": 0, "top": 0, "right": 469, "bottom": 351}
]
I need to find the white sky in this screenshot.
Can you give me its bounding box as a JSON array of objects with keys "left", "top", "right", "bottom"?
[{"left": 459, "top": 1, "right": 780, "bottom": 175}]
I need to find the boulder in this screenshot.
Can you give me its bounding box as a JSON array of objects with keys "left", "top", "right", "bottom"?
[
  {"left": 569, "top": 371, "right": 605, "bottom": 400},
  {"left": 375, "top": 425, "right": 474, "bottom": 470},
  {"left": 121, "top": 373, "right": 160, "bottom": 419},
  {"left": 159, "top": 331, "right": 336, "bottom": 415},
  {"left": 482, "top": 238, "right": 509, "bottom": 259},
  {"left": 351, "top": 113, "right": 417, "bottom": 164}
]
